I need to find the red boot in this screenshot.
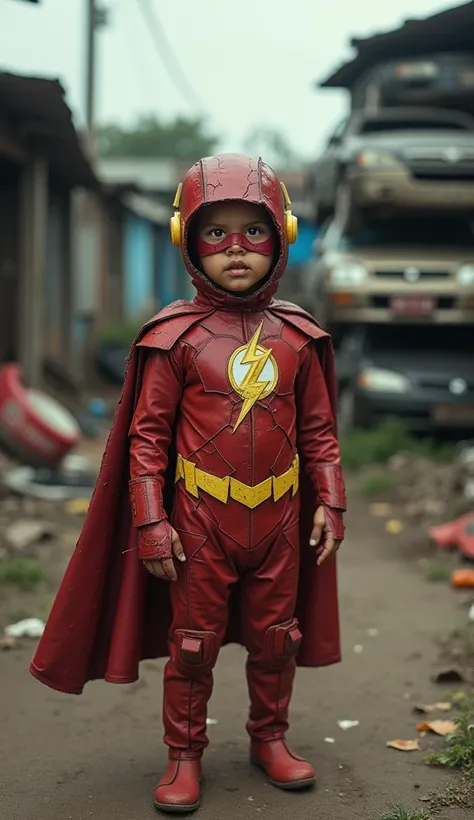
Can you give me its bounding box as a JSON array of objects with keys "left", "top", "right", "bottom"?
[
  {"left": 154, "top": 758, "right": 202, "bottom": 814},
  {"left": 251, "top": 739, "right": 316, "bottom": 790}
]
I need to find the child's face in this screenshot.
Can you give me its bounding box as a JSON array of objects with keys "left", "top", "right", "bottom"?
[{"left": 196, "top": 202, "right": 275, "bottom": 293}]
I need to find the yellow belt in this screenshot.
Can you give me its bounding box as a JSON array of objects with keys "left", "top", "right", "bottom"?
[{"left": 175, "top": 453, "right": 299, "bottom": 509}]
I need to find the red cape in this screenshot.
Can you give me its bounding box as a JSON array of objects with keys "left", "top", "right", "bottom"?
[{"left": 30, "top": 300, "right": 341, "bottom": 695}]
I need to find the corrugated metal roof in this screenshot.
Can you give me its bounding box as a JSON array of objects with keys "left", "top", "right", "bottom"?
[
  {"left": 319, "top": 1, "right": 474, "bottom": 89},
  {"left": 0, "top": 72, "right": 96, "bottom": 188},
  {"left": 98, "top": 157, "right": 181, "bottom": 192}
]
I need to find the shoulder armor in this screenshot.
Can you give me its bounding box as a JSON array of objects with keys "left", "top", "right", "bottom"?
[
  {"left": 270, "top": 300, "right": 329, "bottom": 341},
  {"left": 136, "top": 302, "right": 213, "bottom": 350}
]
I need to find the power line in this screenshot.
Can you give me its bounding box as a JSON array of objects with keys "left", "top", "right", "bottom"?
[{"left": 137, "top": 0, "right": 204, "bottom": 114}]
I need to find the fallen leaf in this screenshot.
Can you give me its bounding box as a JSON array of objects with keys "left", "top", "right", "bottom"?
[
  {"left": 385, "top": 519, "right": 404, "bottom": 535},
  {"left": 413, "top": 702, "right": 452, "bottom": 714},
  {"left": 386, "top": 739, "right": 421, "bottom": 752},
  {"left": 370, "top": 502, "right": 393, "bottom": 518},
  {"left": 416, "top": 720, "right": 458, "bottom": 736}
]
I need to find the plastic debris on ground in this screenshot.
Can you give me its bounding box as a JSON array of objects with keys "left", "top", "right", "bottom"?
[
  {"left": 338, "top": 720, "right": 359, "bottom": 730},
  {"left": 451, "top": 568, "right": 474, "bottom": 588},
  {"left": 65, "top": 498, "right": 90, "bottom": 516},
  {"left": 4, "top": 618, "right": 45, "bottom": 638},
  {"left": 3, "top": 461, "right": 96, "bottom": 501},
  {"left": 430, "top": 512, "right": 474, "bottom": 560}
]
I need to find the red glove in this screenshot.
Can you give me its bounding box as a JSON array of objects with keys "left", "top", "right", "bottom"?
[
  {"left": 310, "top": 465, "right": 347, "bottom": 566},
  {"left": 323, "top": 505, "right": 345, "bottom": 541},
  {"left": 137, "top": 520, "right": 173, "bottom": 561}
]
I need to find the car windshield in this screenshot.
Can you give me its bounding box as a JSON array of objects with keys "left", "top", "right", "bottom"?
[
  {"left": 364, "top": 324, "right": 474, "bottom": 353},
  {"left": 339, "top": 218, "right": 474, "bottom": 249},
  {"left": 358, "top": 118, "right": 471, "bottom": 133}
]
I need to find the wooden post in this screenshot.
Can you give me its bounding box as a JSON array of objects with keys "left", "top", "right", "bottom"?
[{"left": 17, "top": 157, "right": 48, "bottom": 387}]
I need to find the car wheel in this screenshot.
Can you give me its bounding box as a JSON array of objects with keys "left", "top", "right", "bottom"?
[
  {"left": 0, "top": 364, "right": 80, "bottom": 468},
  {"left": 338, "top": 385, "right": 357, "bottom": 435}
]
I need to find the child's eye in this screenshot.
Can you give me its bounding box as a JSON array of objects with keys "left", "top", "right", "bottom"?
[
  {"left": 209, "top": 228, "right": 225, "bottom": 239},
  {"left": 247, "top": 226, "right": 264, "bottom": 237}
]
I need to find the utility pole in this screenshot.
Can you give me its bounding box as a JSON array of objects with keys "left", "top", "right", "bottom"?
[
  {"left": 86, "top": 0, "right": 96, "bottom": 141},
  {"left": 85, "top": 0, "right": 108, "bottom": 159},
  {"left": 72, "top": 0, "right": 109, "bottom": 386}
]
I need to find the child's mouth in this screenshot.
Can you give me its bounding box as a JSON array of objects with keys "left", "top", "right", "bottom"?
[{"left": 226, "top": 263, "right": 249, "bottom": 274}]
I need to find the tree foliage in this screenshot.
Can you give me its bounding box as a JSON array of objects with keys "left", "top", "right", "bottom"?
[
  {"left": 98, "top": 115, "right": 220, "bottom": 160},
  {"left": 243, "top": 126, "right": 303, "bottom": 169}
]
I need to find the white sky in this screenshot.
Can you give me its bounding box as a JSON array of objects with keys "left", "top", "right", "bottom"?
[{"left": 1, "top": 0, "right": 457, "bottom": 157}]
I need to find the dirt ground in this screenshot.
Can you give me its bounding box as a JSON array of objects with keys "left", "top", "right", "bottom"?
[{"left": 1, "top": 476, "right": 473, "bottom": 820}]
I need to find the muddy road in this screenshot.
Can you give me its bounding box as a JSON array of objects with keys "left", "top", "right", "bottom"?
[{"left": 1, "top": 484, "right": 470, "bottom": 820}]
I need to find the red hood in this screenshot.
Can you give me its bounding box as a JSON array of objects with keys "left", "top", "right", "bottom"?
[{"left": 177, "top": 154, "right": 289, "bottom": 311}]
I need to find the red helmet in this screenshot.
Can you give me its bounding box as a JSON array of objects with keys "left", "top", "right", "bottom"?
[{"left": 169, "top": 153, "right": 298, "bottom": 308}]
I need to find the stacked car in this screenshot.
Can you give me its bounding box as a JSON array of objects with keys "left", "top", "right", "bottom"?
[{"left": 303, "top": 52, "right": 474, "bottom": 433}]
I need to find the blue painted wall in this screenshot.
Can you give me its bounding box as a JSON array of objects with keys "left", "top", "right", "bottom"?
[
  {"left": 156, "top": 229, "right": 194, "bottom": 307},
  {"left": 288, "top": 219, "right": 319, "bottom": 266},
  {"left": 123, "top": 214, "right": 154, "bottom": 319},
  {"left": 124, "top": 214, "right": 216, "bottom": 317}
]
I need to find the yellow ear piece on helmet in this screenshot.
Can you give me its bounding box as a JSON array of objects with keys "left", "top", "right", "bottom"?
[
  {"left": 285, "top": 211, "right": 298, "bottom": 244},
  {"left": 280, "top": 182, "right": 298, "bottom": 244},
  {"left": 170, "top": 212, "right": 182, "bottom": 247},
  {"left": 169, "top": 183, "right": 183, "bottom": 246}
]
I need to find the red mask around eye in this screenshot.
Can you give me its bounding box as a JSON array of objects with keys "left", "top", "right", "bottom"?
[{"left": 195, "top": 232, "right": 275, "bottom": 258}]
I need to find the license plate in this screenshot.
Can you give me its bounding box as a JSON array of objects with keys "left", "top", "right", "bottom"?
[
  {"left": 390, "top": 296, "right": 435, "bottom": 316},
  {"left": 432, "top": 404, "right": 474, "bottom": 426}
]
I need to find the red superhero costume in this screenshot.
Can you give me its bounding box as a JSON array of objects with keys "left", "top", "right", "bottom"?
[{"left": 30, "top": 154, "right": 346, "bottom": 813}]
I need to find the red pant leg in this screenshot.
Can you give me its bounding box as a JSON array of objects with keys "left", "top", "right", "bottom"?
[
  {"left": 163, "top": 517, "right": 239, "bottom": 758},
  {"left": 241, "top": 504, "right": 301, "bottom": 741}
]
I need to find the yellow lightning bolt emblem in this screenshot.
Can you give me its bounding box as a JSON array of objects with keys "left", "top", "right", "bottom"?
[{"left": 230, "top": 322, "right": 277, "bottom": 432}]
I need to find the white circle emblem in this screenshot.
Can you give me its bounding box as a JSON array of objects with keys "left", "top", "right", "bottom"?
[{"left": 229, "top": 346, "right": 278, "bottom": 399}]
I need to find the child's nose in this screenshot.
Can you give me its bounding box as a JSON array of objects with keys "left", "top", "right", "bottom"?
[{"left": 226, "top": 242, "right": 245, "bottom": 253}]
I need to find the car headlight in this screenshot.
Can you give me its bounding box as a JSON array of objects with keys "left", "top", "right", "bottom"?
[
  {"left": 457, "top": 264, "right": 474, "bottom": 286},
  {"left": 330, "top": 263, "right": 368, "bottom": 287},
  {"left": 355, "top": 150, "right": 403, "bottom": 169},
  {"left": 358, "top": 368, "right": 410, "bottom": 394}
]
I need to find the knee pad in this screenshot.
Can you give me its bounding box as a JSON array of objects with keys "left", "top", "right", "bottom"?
[
  {"left": 262, "top": 618, "right": 302, "bottom": 670},
  {"left": 171, "top": 629, "right": 218, "bottom": 678}
]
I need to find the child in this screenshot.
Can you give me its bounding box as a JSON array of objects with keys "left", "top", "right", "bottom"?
[{"left": 31, "top": 154, "right": 346, "bottom": 814}]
